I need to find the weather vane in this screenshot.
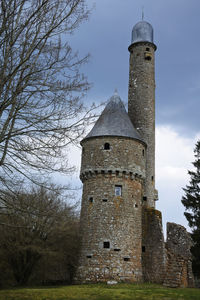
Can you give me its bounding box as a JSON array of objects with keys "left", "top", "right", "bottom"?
[{"left": 142, "top": 6, "right": 144, "bottom": 20}]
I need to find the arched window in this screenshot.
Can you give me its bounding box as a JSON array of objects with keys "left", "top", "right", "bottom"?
[{"left": 104, "top": 143, "right": 110, "bottom": 150}]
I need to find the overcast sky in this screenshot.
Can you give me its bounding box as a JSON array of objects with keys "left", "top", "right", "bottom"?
[{"left": 66, "top": 0, "right": 200, "bottom": 235}]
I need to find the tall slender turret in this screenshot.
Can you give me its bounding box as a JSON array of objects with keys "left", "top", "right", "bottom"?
[{"left": 128, "top": 21, "right": 157, "bottom": 207}]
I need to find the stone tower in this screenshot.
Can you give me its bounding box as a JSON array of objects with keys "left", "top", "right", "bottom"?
[
  {"left": 74, "top": 92, "right": 146, "bottom": 283},
  {"left": 128, "top": 21, "right": 157, "bottom": 208},
  {"left": 74, "top": 20, "right": 195, "bottom": 287}
]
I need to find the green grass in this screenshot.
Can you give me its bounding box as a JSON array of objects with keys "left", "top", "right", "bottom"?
[{"left": 0, "top": 283, "right": 200, "bottom": 300}]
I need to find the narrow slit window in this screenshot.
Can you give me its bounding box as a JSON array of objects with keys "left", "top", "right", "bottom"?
[
  {"left": 89, "top": 197, "right": 93, "bottom": 203},
  {"left": 103, "top": 241, "right": 110, "bottom": 249},
  {"left": 102, "top": 199, "right": 108, "bottom": 202},
  {"left": 142, "top": 149, "right": 145, "bottom": 156},
  {"left": 115, "top": 185, "right": 122, "bottom": 196},
  {"left": 86, "top": 255, "right": 92, "bottom": 258},
  {"left": 142, "top": 246, "right": 146, "bottom": 252},
  {"left": 114, "top": 248, "right": 121, "bottom": 252},
  {"left": 104, "top": 143, "right": 110, "bottom": 150}
]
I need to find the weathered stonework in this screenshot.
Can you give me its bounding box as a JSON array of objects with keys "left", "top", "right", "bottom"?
[
  {"left": 128, "top": 42, "right": 156, "bottom": 208},
  {"left": 142, "top": 208, "right": 166, "bottom": 283},
  {"left": 80, "top": 137, "right": 146, "bottom": 179},
  {"left": 163, "top": 223, "right": 195, "bottom": 288},
  {"left": 74, "top": 136, "right": 145, "bottom": 283},
  {"left": 74, "top": 21, "right": 195, "bottom": 287}
]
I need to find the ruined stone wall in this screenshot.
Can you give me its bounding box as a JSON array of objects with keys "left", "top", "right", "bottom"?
[
  {"left": 163, "top": 223, "right": 195, "bottom": 288},
  {"left": 142, "top": 207, "right": 166, "bottom": 283},
  {"left": 74, "top": 136, "right": 145, "bottom": 283},
  {"left": 128, "top": 42, "right": 156, "bottom": 207}
]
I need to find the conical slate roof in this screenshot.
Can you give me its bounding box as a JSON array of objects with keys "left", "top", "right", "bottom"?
[{"left": 83, "top": 91, "right": 144, "bottom": 143}]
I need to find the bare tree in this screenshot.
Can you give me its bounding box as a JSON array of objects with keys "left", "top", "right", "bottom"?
[
  {"left": 0, "top": 0, "right": 93, "bottom": 194},
  {"left": 0, "top": 185, "right": 80, "bottom": 285}
]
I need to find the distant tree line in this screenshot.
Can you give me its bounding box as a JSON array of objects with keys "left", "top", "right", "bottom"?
[{"left": 0, "top": 185, "right": 80, "bottom": 286}]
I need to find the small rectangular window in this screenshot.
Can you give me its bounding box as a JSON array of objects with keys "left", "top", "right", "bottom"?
[
  {"left": 89, "top": 197, "right": 93, "bottom": 203},
  {"left": 102, "top": 199, "right": 107, "bottom": 202},
  {"left": 103, "top": 241, "right": 110, "bottom": 249},
  {"left": 143, "top": 196, "right": 147, "bottom": 201},
  {"left": 115, "top": 185, "right": 122, "bottom": 196},
  {"left": 142, "top": 246, "right": 146, "bottom": 252},
  {"left": 124, "top": 257, "right": 130, "bottom": 261}
]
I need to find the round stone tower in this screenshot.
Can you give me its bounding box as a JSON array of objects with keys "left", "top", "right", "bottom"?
[
  {"left": 74, "top": 92, "right": 146, "bottom": 283},
  {"left": 128, "top": 21, "right": 157, "bottom": 208}
]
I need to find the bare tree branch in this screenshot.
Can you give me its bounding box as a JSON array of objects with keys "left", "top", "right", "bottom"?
[{"left": 0, "top": 0, "right": 97, "bottom": 197}]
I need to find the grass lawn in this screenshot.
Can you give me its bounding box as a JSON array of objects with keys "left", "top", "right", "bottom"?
[{"left": 0, "top": 283, "right": 200, "bottom": 300}]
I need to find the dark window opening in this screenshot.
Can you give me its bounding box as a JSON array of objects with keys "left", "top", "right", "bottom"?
[
  {"left": 142, "top": 246, "right": 146, "bottom": 252},
  {"left": 102, "top": 199, "right": 107, "bottom": 202},
  {"left": 116, "top": 170, "right": 119, "bottom": 176},
  {"left": 134, "top": 204, "right": 138, "bottom": 208},
  {"left": 143, "top": 196, "right": 147, "bottom": 201},
  {"left": 86, "top": 255, "right": 92, "bottom": 258},
  {"left": 115, "top": 185, "right": 122, "bottom": 196},
  {"left": 89, "top": 197, "right": 93, "bottom": 203},
  {"left": 152, "top": 176, "right": 154, "bottom": 181},
  {"left": 146, "top": 47, "right": 150, "bottom": 51},
  {"left": 114, "top": 248, "right": 121, "bottom": 252},
  {"left": 104, "top": 143, "right": 110, "bottom": 150},
  {"left": 103, "top": 241, "right": 110, "bottom": 249},
  {"left": 142, "top": 149, "right": 145, "bottom": 156},
  {"left": 124, "top": 257, "right": 130, "bottom": 261},
  {"left": 145, "top": 56, "right": 152, "bottom": 61}
]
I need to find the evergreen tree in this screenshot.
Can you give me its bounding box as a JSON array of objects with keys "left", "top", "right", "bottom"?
[{"left": 182, "top": 140, "right": 200, "bottom": 276}]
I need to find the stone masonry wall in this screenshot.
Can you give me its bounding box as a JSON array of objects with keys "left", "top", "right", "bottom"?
[
  {"left": 128, "top": 42, "right": 156, "bottom": 208},
  {"left": 80, "top": 136, "right": 146, "bottom": 179},
  {"left": 142, "top": 207, "right": 166, "bottom": 283},
  {"left": 163, "top": 222, "right": 195, "bottom": 288},
  {"left": 74, "top": 136, "right": 146, "bottom": 283}
]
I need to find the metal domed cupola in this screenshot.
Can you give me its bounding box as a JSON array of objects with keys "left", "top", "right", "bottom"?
[
  {"left": 132, "top": 21, "right": 153, "bottom": 44},
  {"left": 130, "top": 21, "right": 156, "bottom": 50}
]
